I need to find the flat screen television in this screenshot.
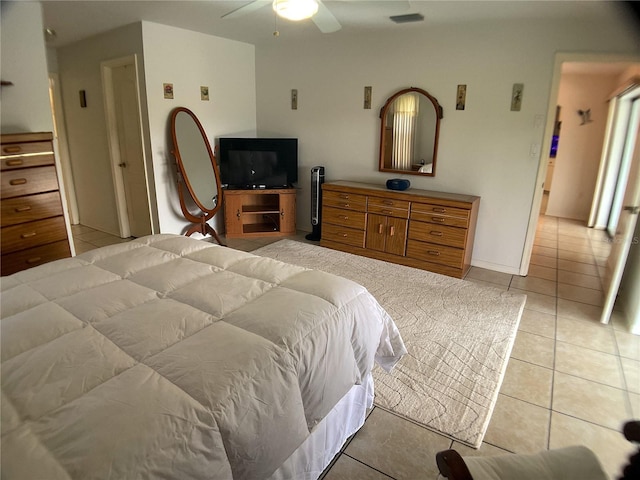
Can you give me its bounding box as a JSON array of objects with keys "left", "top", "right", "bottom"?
[{"left": 218, "top": 137, "right": 298, "bottom": 189}]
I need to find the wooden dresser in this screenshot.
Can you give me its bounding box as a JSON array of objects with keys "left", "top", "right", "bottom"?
[
  {"left": 320, "top": 181, "right": 480, "bottom": 278},
  {"left": 1, "top": 132, "right": 72, "bottom": 276}
]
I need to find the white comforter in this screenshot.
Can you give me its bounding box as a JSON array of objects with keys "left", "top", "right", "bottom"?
[{"left": 1, "top": 234, "right": 405, "bottom": 479}]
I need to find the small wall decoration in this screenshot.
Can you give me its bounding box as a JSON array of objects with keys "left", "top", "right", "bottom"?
[
  {"left": 510, "top": 83, "right": 524, "bottom": 111},
  {"left": 456, "top": 84, "right": 467, "bottom": 110},
  {"left": 291, "top": 89, "right": 298, "bottom": 110},
  {"left": 577, "top": 109, "right": 592, "bottom": 125},
  {"left": 79, "top": 90, "right": 87, "bottom": 108},
  {"left": 163, "top": 83, "right": 174, "bottom": 99},
  {"left": 364, "top": 86, "right": 372, "bottom": 109},
  {"left": 201, "top": 86, "right": 210, "bottom": 101}
]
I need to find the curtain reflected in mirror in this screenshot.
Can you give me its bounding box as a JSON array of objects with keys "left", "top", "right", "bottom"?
[
  {"left": 170, "top": 107, "right": 224, "bottom": 245},
  {"left": 379, "top": 87, "right": 443, "bottom": 177}
]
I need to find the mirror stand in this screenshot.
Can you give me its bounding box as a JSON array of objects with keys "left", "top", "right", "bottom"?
[{"left": 176, "top": 177, "right": 224, "bottom": 244}]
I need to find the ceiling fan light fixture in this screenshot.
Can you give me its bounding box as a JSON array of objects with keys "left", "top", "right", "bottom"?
[{"left": 272, "top": 0, "right": 319, "bottom": 21}]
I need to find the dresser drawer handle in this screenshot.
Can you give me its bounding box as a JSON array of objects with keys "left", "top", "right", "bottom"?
[
  {"left": 9, "top": 178, "right": 27, "bottom": 186},
  {"left": 432, "top": 207, "right": 446, "bottom": 213},
  {"left": 340, "top": 203, "right": 350, "bottom": 208},
  {"left": 15, "top": 205, "right": 32, "bottom": 212},
  {"left": 427, "top": 250, "right": 441, "bottom": 256},
  {"left": 378, "top": 223, "right": 384, "bottom": 234},
  {"left": 3, "top": 146, "right": 22, "bottom": 154},
  {"left": 340, "top": 232, "right": 348, "bottom": 238},
  {"left": 432, "top": 217, "right": 445, "bottom": 223},
  {"left": 26, "top": 257, "right": 42, "bottom": 264},
  {"left": 338, "top": 215, "right": 349, "bottom": 220},
  {"left": 389, "top": 226, "right": 395, "bottom": 237},
  {"left": 21, "top": 232, "right": 37, "bottom": 239},
  {"left": 382, "top": 209, "right": 393, "bottom": 215},
  {"left": 383, "top": 200, "right": 394, "bottom": 206},
  {"left": 430, "top": 231, "right": 444, "bottom": 236},
  {"left": 339, "top": 194, "right": 349, "bottom": 199},
  {"left": 5, "top": 159, "right": 23, "bottom": 166}
]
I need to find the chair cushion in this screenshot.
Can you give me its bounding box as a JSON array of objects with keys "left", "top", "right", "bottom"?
[{"left": 464, "top": 445, "right": 609, "bottom": 480}]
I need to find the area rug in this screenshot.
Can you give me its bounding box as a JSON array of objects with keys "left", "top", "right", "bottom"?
[{"left": 251, "top": 240, "right": 527, "bottom": 448}]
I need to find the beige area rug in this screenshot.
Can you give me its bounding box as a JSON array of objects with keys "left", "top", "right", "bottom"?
[{"left": 252, "top": 240, "right": 527, "bottom": 448}]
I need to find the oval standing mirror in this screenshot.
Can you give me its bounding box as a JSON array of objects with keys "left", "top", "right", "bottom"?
[
  {"left": 170, "top": 107, "right": 224, "bottom": 245},
  {"left": 378, "top": 87, "right": 443, "bottom": 177}
]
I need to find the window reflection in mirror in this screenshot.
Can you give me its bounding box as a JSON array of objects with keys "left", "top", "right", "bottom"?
[{"left": 379, "top": 87, "right": 443, "bottom": 177}]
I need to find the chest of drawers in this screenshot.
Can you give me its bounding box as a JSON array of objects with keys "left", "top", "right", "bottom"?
[
  {"left": 1, "top": 132, "right": 72, "bottom": 275},
  {"left": 320, "top": 181, "right": 480, "bottom": 278}
]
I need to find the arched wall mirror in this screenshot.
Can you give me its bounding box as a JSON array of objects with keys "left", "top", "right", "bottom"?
[
  {"left": 170, "top": 107, "right": 224, "bottom": 245},
  {"left": 379, "top": 87, "right": 443, "bottom": 177}
]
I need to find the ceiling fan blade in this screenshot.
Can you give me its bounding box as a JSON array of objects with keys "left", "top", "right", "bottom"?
[
  {"left": 221, "top": 0, "right": 271, "bottom": 19},
  {"left": 313, "top": 0, "right": 342, "bottom": 33}
]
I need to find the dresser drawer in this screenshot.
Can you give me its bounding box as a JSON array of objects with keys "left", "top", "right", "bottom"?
[
  {"left": 1, "top": 141, "right": 55, "bottom": 170},
  {"left": 323, "top": 223, "right": 365, "bottom": 248},
  {"left": 1, "top": 166, "right": 59, "bottom": 199},
  {"left": 1, "top": 216, "right": 68, "bottom": 254},
  {"left": 406, "top": 239, "right": 464, "bottom": 269},
  {"left": 408, "top": 221, "right": 467, "bottom": 249},
  {"left": 367, "top": 196, "right": 410, "bottom": 219},
  {"left": 1, "top": 191, "right": 63, "bottom": 227},
  {"left": 323, "top": 206, "right": 366, "bottom": 230},
  {"left": 1, "top": 240, "right": 71, "bottom": 276},
  {"left": 410, "top": 204, "right": 470, "bottom": 228},
  {"left": 324, "top": 190, "right": 367, "bottom": 211}
]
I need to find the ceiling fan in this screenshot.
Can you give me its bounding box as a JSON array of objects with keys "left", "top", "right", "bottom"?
[{"left": 221, "top": 0, "right": 342, "bottom": 33}]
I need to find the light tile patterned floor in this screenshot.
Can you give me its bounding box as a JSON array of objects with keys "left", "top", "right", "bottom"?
[{"left": 71, "top": 217, "right": 639, "bottom": 479}]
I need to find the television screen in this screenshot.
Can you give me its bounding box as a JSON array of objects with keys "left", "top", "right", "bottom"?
[{"left": 218, "top": 138, "right": 298, "bottom": 189}]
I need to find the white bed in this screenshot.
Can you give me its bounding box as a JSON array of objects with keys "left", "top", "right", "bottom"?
[{"left": 1, "top": 234, "right": 405, "bottom": 479}]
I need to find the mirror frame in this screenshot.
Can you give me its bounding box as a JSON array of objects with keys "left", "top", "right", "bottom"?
[
  {"left": 170, "top": 106, "right": 224, "bottom": 244},
  {"left": 378, "top": 87, "right": 443, "bottom": 177}
]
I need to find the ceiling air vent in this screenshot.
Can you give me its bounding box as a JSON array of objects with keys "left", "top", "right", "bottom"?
[{"left": 389, "top": 13, "right": 424, "bottom": 24}]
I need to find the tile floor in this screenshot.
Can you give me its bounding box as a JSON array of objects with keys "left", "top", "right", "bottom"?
[{"left": 70, "top": 217, "right": 639, "bottom": 479}]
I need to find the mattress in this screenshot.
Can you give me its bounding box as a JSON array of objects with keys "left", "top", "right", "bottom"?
[{"left": 1, "top": 234, "right": 405, "bottom": 479}]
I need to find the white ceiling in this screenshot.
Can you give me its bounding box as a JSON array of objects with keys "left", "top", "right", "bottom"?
[{"left": 40, "top": 0, "right": 629, "bottom": 48}]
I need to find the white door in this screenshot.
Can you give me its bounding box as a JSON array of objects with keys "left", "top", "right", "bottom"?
[
  {"left": 601, "top": 97, "right": 640, "bottom": 324},
  {"left": 110, "top": 63, "right": 152, "bottom": 238}
]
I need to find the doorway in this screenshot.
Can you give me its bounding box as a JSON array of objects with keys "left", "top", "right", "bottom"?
[
  {"left": 101, "top": 55, "right": 152, "bottom": 238},
  {"left": 521, "top": 52, "right": 640, "bottom": 327}
]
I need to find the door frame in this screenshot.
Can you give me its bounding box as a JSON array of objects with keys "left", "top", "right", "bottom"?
[
  {"left": 101, "top": 54, "right": 151, "bottom": 238},
  {"left": 520, "top": 52, "right": 640, "bottom": 276}
]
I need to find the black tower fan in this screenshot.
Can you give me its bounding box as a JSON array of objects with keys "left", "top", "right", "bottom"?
[{"left": 305, "top": 166, "right": 324, "bottom": 241}]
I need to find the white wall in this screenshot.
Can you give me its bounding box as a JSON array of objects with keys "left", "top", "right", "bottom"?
[
  {"left": 57, "top": 23, "right": 146, "bottom": 235},
  {"left": 546, "top": 72, "right": 618, "bottom": 220},
  {"left": 141, "top": 22, "right": 257, "bottom": 235},
  {"left": 255, "top": 15, "right": 639, "bottom": 273},
  {"left": 0, "top": 2, "right": 54, "bottom": 134}
]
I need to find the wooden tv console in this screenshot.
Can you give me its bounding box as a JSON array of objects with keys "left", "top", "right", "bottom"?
[
  {"left": 320, "top": 181, "right": 480, "bottom": 278},
  {"left": 223, "top": 188, "right": 296, "bottom": 238}
]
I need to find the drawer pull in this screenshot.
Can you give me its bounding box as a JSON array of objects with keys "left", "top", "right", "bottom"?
[
  {"left": 3, "top": 146, "right": 22, "bottom": 154},
  {"left": 339, "top": 194, "right": 349, "bottom": 199},
  {"left": 382, "top": 209, "right": 393, "bottom": 215},
  {"left": 378, "top": 223, "right": 383, "bottom": 234},
  {"left": 9, "top": 178, "right": 27, "bottom": 186},
  {"left": 21, "top": 232, "right": 37, "bottom": 239},
  {"left": 236, "top": 209, "right": 241, "bottom": 219},
  {"left": 15, "top": 205, "right": 32, "bottom": 212},
  {"left": 432, "top": 217, "right": 445, "bottom": 223},
  {"left": 5, "top": 159, "right": 23, "bottom": 166},
  {"left": 389, "top": 226, "right": 395, "bottom": 236},
  {"left": 340, "top": 233, "right": 348, "bottom": 238},
  {"left": 26, "top": 257, "right": 42, "bottom": 264},
  {"left": 432, "top": 207, "right": 446, "bottom": 213},
  {"left": 338, "top": 215, "right": 349, "bottom": 220},
  {"left": 430, "top": 231, "right": 444, "bottom": 236},
  {"left": 340, "top": 203, "right": 350, "bottom": 208},
  {"left": 427, "top": 250, "right": 441, "bottom": 256},
  {"left": 383, "top": 200, "right": 394, "bottom": 206}
]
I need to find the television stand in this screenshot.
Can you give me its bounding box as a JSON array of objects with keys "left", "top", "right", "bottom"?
[{"left": 223, "top": 188, "right": 296, "bottom": 238}]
